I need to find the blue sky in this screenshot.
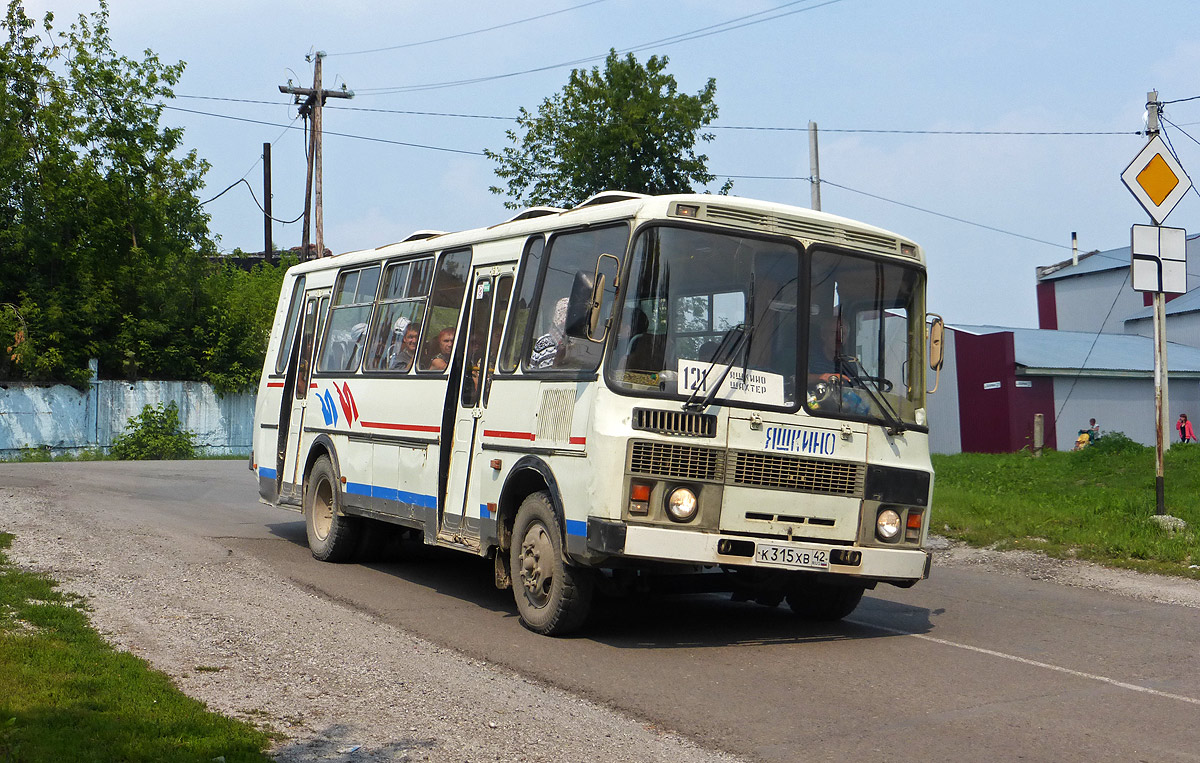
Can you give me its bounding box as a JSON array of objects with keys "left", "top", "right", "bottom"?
[{"left": 24, "top": 0, "right": 1200, "bottom": 328}]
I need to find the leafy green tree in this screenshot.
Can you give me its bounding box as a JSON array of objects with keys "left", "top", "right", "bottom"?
[
  {"left": 485, "top": 50, "right": 730, "bottom": 210},
  {"left": 0, "top": 1, "right": 213, "bottom": 385},
  {"left": 199, "top": 257, "right": 292, "bottom": 395}
]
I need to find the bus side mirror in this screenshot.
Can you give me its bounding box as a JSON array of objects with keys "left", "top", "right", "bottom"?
[
  {"left": 565, "top": 253, "right": 620, "bottom": 343},
  {"left": 926, "top": 313, "right": 944, "bottom": 394},
  {"left": 565, "top": 270, "right": 597, "bottom": 340}
]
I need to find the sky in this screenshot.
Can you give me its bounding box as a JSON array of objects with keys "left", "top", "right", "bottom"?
[{"left": 21, "top": 0, "right": 1200, "bottom": 328}]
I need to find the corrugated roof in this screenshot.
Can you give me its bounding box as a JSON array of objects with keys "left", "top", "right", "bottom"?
[
  {"left": 1124, "top": 288, "right": 1200, "bottom": 322},
  {"left": 950, "top": 324, "right": 1200, "bottom": 374},
  {"left": 1036, "top": 245, "right": 1129, "bottom": 282}
]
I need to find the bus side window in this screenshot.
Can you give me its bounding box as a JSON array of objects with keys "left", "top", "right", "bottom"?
[
  {"left": 274, "top": 275, "right": 306, "bottom": 375},
  {"left": 364, "top": 257, "right": 433, "bottom": 373},
  {"left": 482, "top": 274, "right": 513, "bottom": 406},
  {"left": 500, "top": 236, "right": 543, "bottom": 374},
  {"left": 418, "top": 249, "right": 472, "bottom": 373},
  {"left": 523, "top": 225, "right": 627, "bottom": 373},
  {"left": 317, "top": 265, "right": 380, "bottom": 374}
]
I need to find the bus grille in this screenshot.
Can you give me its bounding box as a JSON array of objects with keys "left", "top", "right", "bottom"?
[
  {"left": 632, "top": 408, "right": 717, "bottom": 438},
  {"left": 629, "top": 441, "right": 724, "bottom": 482},
  {"left": 731, "top": 451, "right": 864, "bottom": 496},
  {"left": 628, "top": 441, "right": 864, "bottom": 496}
]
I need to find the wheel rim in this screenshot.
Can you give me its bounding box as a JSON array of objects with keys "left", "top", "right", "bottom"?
[
  {"left": 518, "top": 521, "right": 554, "bottom": 608},
  {"left": 312, "top": 477, "right": 334, "bottom": 540}
]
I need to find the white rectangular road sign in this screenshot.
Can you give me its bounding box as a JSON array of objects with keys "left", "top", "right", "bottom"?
[{"left": 1131, "top": 224, "right": 1187, "bottom": 293}]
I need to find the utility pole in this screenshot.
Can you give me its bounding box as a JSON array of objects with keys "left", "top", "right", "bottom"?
[
  {"left": 808, "top": 121, "right": 822, "bottom": 211},
  {"left": 262, "top": 142, "right": 273, "bottom": 263},
  {"left": 279, "top": 51, "right": 353, "bottom": 261}
]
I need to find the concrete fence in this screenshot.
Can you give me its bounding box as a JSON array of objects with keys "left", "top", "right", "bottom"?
[{"left": 0, "top": 363, "right": 255, "bottom": 458}]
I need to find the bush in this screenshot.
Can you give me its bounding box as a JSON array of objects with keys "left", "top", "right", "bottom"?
[
  {"left": 109, "top": 402, "right": 196, "bottom": 460},
  {"left": 1080, "top": 430, "right": 1145, "bottom": 457}
]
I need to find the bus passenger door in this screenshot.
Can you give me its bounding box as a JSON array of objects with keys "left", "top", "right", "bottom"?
[
  {"left": 440, "top": 266, "right": 514, "bottom": 542},
  {"left": 279, "top": 289, "right": 329, "bottom": 502}
]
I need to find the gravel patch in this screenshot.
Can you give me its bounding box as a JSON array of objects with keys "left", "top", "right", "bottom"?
[{"left": 2, "top": 485, "right": 743, "bottom": 763}]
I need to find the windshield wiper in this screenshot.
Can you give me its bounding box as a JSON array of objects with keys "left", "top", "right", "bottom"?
[
  {"left": 682, "top": 323, "right": 748, "bottom": 412},
  {"left": 835, "top": 356, "right": 906, "bottom": 435}
]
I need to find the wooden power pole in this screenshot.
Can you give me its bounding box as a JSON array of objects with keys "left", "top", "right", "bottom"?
[{"left": 279, "top": 51, "right": 353, "bottom": 261}]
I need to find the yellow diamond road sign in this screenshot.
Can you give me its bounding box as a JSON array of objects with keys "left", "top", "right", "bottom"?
[{"left": 1121, "top": 135, "right": 1192, "bottom": 224}]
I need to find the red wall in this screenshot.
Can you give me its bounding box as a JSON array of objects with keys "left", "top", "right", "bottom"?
[
  {"left": 955, "top": 331, "right": 1057, "bottom": 453},
  {"left": 1036, "top": 281, "right": 1057, "bottom": 330}
]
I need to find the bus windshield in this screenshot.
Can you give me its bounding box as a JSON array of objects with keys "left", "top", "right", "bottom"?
[
  {"left": 607, "top": 226, "right": 926, "bottom": 427},
  {"left": 608, "top": 226, "right": 802, "bottom": 411},
  {"left": 806, "top": 249, "right": 926, "bottom": 429}
]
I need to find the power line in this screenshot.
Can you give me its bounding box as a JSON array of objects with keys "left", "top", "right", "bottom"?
[
  {"left": 200, "top": 178, "right": 305, "bottom": 224},
  {"left": 355, "top": 0, "right": 841, "bottom": 95},
  {"left": 174, "top": 94, "right": 1136, "bottom": 135},
  {"left": 1161, "top": 94, "right": 1200, "bottom": 106},
  {"left": 816, "top": 178, "right": 1071, "bottom": 250},
  {"left": 326, "top": 0, "right": 613, "bottom": 57},
  {"left": 162, "top": 104, "right": 484, "bottom": 155}
]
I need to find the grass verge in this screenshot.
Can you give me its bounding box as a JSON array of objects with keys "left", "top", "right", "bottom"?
[
  {"left": 0, "top": 532, "right": 274, "bottom": 763},
  {"left": 932, "top": 434, "right": 1200, "bottom": 578}
]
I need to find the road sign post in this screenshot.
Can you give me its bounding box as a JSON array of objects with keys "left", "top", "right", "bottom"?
[{"left": 1121, "top": 91, "right": 1191, "bottom": 515}]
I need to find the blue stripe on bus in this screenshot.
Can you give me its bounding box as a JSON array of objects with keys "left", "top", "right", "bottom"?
[
  {"left": 345, "top": 481, "right": 437, "bottom": 509},
  {"left": 565, "top": 519, "right": 587, "bottom": 537},
  {"left": 332, "top": 481, "right": 583, "bottom": 532},
  {"left": 258, "top": 467, "right": 277, "bottom": 479}
]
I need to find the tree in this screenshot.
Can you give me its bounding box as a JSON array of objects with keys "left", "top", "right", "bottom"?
[
  {"left": 485, "top": 50, "right": 730, "bottom": 210},
  {"left": 0, "top": 1, "right": 213, "bottom": 385}
]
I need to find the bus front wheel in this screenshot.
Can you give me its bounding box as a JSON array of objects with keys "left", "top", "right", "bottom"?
[
  {"left": 304, "top": 455, "right": 361, "bottom": 562},
  {"left": 786, "top": 580, "right": 865, "bottom": 621},
  {"left": 510, "top": 491, "right": 593, "bottom": 636}
]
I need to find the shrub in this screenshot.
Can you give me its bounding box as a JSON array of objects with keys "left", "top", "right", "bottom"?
[
  {"left": 1080, "top": 430, "right": 1145, "bottom": 457},
  {"left": 109, "top": 402, "right": 196, "bottom": 460}
]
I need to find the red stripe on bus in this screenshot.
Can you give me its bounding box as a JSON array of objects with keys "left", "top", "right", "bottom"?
[
  {"left": 360, "top": 421, "right": 441, "bottom": 433},
  {"left": 310, "top": 383, "right": 319, "bottom": 389},
  {"left": 484, "top": 430, "right": 536, "bottom": 441},
  {"left": 569, "top": 436, "right": 586, "bottom": 445},
  {"left": 266, "top": 382, "right": 284, "bottom": 388}
]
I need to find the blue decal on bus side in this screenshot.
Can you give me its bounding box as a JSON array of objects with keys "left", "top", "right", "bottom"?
[
  {"left": 346, "top": 481, "right": 437, "bottom": 508},
  {"left": 565, "top": 519, "right": 587, "bottom": 537},
  {"left": 258, "top": 467, "right": 278, "bottom": 480}
]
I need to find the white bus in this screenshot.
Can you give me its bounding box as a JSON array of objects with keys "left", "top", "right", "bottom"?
[{"left": 251, "top": 192, "right": 944, "bottom": 635}]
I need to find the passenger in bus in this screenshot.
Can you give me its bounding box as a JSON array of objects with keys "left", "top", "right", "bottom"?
[
  {"left": 328, "top": 321, "right": 369, "bottom": 371},
  {"left": 386, "top": 318, "right": 420, "bottom": 372},
  {"left": 428, "top": 328, "right": 455, "bottom": 370},
  {"left": 530, "top": 297, "right": 568, "bottom": 369}
]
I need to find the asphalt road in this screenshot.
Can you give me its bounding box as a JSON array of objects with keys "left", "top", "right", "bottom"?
[{"left": 5, "top": 460, "right": 1200, "bottom": 762}]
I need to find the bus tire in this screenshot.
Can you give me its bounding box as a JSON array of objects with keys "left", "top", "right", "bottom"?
[
  {"left": 786, "top": 580, "right": 865, "bottom": 621},
  {"left": 304, "top": 455, "right": 361, "bottom": 563},
  {"left": 510, "top": 491, "right": 593, "bottom": 636}
]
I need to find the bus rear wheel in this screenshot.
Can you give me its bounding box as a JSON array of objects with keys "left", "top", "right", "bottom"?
[
  {"left": 304, "top": 455, "right": 361, "bottom": 562},
  {"left": 510, "top": 491, "right": 593, "bottom": 636},
  {"left": 786, "top": 580, "right": 865, "bottom": 621}
]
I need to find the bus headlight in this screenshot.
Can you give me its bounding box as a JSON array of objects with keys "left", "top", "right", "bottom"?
[
  {"left": 876, "top": 508, "right": 902, "bottom": 540},
  {"left": 666, "top": 487, "right": 699, "bottom": 522}
]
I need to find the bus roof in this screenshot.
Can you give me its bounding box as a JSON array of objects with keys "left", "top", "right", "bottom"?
[{"left": 286, "top": 192, "right": 923, "bottom": 275}]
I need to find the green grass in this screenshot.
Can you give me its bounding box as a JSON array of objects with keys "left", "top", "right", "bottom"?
[
  {"left": 932, "top": 434, "right": 1200, "bottom": 578},
  {"left": 0, "top": 533, "right": 274, "bottom": 763},
  {"left": 0, "top": 448, "right": 248, "bottom": 463}
]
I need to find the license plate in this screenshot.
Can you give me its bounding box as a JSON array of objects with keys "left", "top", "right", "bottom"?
[{"left": 755, "top": 543, "right": 829, "bottom": 570}]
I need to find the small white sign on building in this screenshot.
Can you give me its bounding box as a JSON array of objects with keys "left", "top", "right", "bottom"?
[
  {"left": 983, "top": 381, "right": 1002, "bottom": 390},
  {"left": 1131, "top": 224, "right": 1187, "bottom": 293}
]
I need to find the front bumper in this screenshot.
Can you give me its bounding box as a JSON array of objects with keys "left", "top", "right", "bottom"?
[{"left": 588, "top": 520, "right": 930, "bottom": 582}]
